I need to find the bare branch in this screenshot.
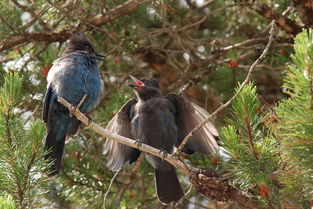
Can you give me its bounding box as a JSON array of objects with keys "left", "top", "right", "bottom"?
[
  {"left": 190, "top": 169, "right": 262, "bottom": 209},
  {"left": 0, "top": 57, "right": 14, "bottom": 64},
  {"left": 240, "top": 1, "right": 302, "bottom": 35},
  {"left": 190, "top": 37, "right": 290, "bottom": 69},
  {"left": 0, "top": 30, "right": 71, "bottom": 52},
  {"left": 198, "top": 0, "right": 215, "bottom": 10},
  {"left": 176, "top": 22, "right": 277, "bottom": 154},
  {"left": 103, "top": 167, "right": 121, "bottom": 208}
]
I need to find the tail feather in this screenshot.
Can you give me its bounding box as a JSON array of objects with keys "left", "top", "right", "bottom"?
[
  {"left": 155, "top": 168, "right": 184, "bottom": 204},
  {"left": 44, "top": 132, "right": 66, "bottom": 176}
]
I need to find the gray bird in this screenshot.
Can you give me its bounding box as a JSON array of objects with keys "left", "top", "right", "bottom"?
[
  {"left": 103, "top": 75, "right": 219, "bottom": 204},
  {"left": 43, "top": 32, "right": 104, "bottom": 176}
]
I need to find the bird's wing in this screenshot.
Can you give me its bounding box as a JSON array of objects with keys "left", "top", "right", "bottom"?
[
  {"left": 103, "top": 99, "right": 140, "bottom": 171},
  {"left": 42, "top": 84, "right": 53, "bottom": 123},
  {"left": 166, "top": 94, "right": 219, "bottom": 155}
]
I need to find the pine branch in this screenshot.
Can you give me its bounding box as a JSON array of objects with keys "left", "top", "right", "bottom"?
[
  {"left": 0, "top": 74, "right": 49, "bottom": 208},
  {"left": 245, "top": 116, "right": 259, "bottom": 161},
  {"left": 4, "top": 103, "right": 12, "bottom": 147}
]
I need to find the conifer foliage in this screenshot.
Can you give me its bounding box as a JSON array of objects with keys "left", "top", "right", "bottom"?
[
  {"left": 0, "top": 194, "right": 15, "bottom": 209},
  {"left": 220, "top": 84, "right": 280, "bottom": 206},
  {"left": 274, "top": 29, "right": 313, "bottom": 207},
  {"left": 221, "top": 29, "right": 313, "bottom": 208},
  {"left": 0, "top": 73, "right": 50, "bottom": 209}
]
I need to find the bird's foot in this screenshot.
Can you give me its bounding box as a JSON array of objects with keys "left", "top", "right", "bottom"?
[
  {"left": 134, "top": 139, "right": 142, "bottom": 149},
  {"left": 159, "top": 149, "right": 168, "bottom": 161}
]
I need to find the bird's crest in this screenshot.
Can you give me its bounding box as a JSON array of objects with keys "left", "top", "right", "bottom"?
[{"left": 63, "top": 32, "right": 95, "bottom": 54}]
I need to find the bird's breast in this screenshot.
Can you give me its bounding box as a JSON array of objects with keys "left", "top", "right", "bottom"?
[{"left": 130, "top": 110, "right": 178, "bottom": 152}]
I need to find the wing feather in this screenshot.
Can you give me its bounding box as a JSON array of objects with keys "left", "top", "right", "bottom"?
[
  {"left": 166, "top": 94, "right": 219, "bottom": 156},
  {"left": 103, "top": 99, "right": 140, "bottom": 171}
]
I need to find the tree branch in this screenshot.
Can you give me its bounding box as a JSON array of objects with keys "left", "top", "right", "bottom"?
[
  {"left": 293, "top": 0, "right": 313, "bottom": 28},
  {"left": 190, "top": 169, "right": 262, "bottom": 209},
  {"left": 0, "top": 30, "right": 71, "bottom": 52},
  {"left": 86, "top": 0, "right": 151, "bottom": 27},
  {"left": 0, "top": 0, "right": 152, "bottom": 52},
  {"left": 176, "top": 22, "right": 276, "bottom": 154},
  {"left": 255, "top": 4, "right": 302, "bottom": 35},
  {"left": 240, "top": 2, "right": 302, "bottom": 35}
]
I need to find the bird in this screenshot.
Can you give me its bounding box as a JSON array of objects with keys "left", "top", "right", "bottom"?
[
  {"left": 42, "top": 32, "right": 104, "bottom": 176},
  {"left": 103, "top": 75, "right": 219, "bottom": 204}
]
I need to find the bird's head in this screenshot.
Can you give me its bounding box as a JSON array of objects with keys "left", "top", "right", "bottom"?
[
  {"left": 128, "top": 75, "right": 161, "bottom": 100},
  {"left": 64, "top": 32, "right": 106, "bottom": 60}
]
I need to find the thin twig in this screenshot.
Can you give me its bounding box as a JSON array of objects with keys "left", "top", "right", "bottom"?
[
  {"left": 77, "top": 94, "right": 87, "bottom": 110},
  {"left": 176, "top": 22, "right": 277, "bottom": 154},
  {"left": 114, "top": 154, "right": 144, "bottom": 206},
  {"left": 24, "top": 105, "right": 39, "bottom": 124},
  {"left": 103, "top": 168, "right": 121, "bottom": 209},
  {"left": 11, "top": 0, "right": 50, "bottom": 31},
  {"left": 198, "top": 0, "right": 215, "bottom": 10},
  {"left": 21, "top": 44, "right": 49, "bottom": 70},
  {"left": 175, "top": 185, "right": 193, "bottom": 207}
]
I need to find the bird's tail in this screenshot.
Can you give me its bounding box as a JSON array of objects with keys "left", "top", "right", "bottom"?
[
  {"left": 44, "top": 132, "right": 66, "bottom": 176},
  {"left": 154, "top": 167, "right": 184, "bottom": 205}
]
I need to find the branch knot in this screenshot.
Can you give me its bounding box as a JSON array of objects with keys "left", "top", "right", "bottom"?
[{"left": 190, "top": 168, "right": 232, "bottom": 202}]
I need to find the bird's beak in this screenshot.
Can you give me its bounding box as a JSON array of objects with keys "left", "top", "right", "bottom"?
[{"left": 129, "top": 75, "right": 144, "bottom": 89}]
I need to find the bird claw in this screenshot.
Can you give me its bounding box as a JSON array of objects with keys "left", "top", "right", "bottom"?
[
  {"left": 134, "top": 139, "right": 142, "bottom": 149},
  {"left": 159, "top": 149, "right": 168, "bottom": 160}
]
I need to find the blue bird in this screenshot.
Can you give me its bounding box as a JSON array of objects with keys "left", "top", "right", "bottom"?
[{"left": 42, "top": 33, "right": 103, "bottom": 176}]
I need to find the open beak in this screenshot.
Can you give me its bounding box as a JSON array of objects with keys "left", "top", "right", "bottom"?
[{"left": 129, "top": 75, "right": 144, "bottom": 89}]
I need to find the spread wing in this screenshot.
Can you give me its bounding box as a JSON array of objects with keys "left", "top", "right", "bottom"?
[
  {"left": 166, "top": 94, "right": 219, "bottom": 155},
  {"left": 103, "top": 99, "right": 140, "bottom": 171}
]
